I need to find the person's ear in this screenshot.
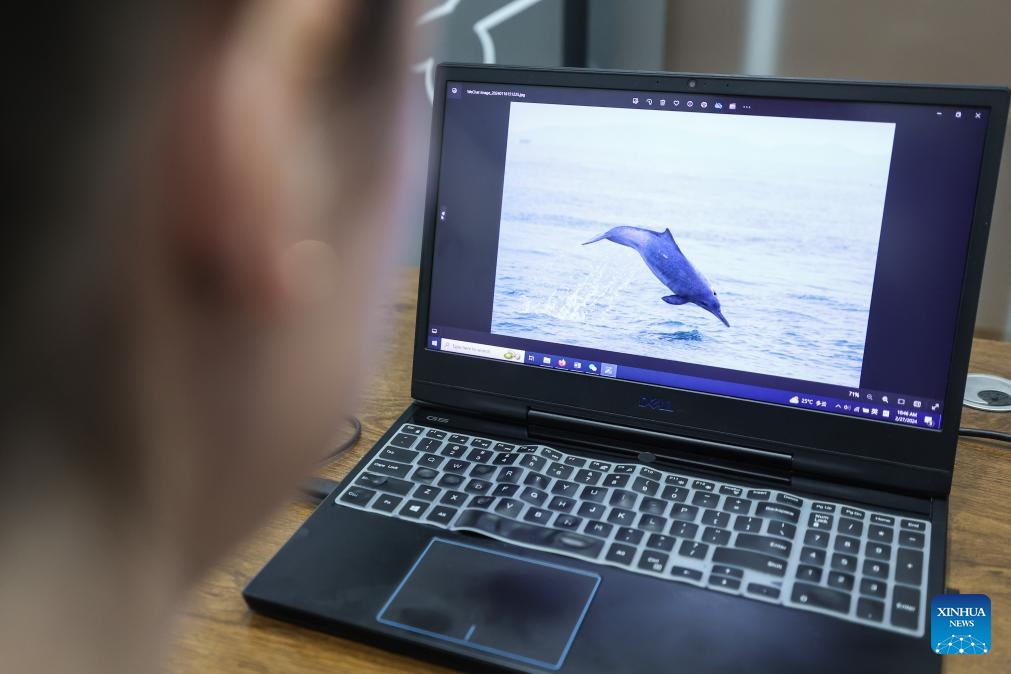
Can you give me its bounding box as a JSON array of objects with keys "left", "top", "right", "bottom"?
[{"left": 159, "top": 0, "right": 357, "bottom": 316}]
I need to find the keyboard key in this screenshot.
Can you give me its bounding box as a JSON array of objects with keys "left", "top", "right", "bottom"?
[
  {"left": 411, "top": 467, "right": 439, "bottom": 483},
  {"left": 719, "top": 485, "right": 743, "bottom": 497},
  {"left": 416, "top": 438, "right": 442, "bottom": 453},
  {"left": 860, "top": 578, "right": 886, "bottom": 598},
  {"left": 678, "top": 540, "right": 709, "bottom": 560},
  {"left": 574, "top": 469, "right": 603, "bottom": 485},
  {"left": 638, "top": 551, "right": 669, "bottom": 573},
  {"left": 468, "top": 496, "right": 494, "bottom": 509},
  {"left": 541, "top": 448, "right": 562, "bottom": 461},
  {"left": 631, "top": 477, "right": 660, "bottom": 497},
  {"left": 669, "top": 522, "right": 698, "bottom": 539},
  {"left": 865, "top": 542, "right": 891, "bottom": 561},
  {"left": 837, "top": 517, "right": 863, "bottom": 536},
  {"left": 638, "top": 514, "right": 667, "bottom": 532},
  {"left": 440, "top": 490, "right": 467, "bottom": 506},
  {"left": 811, "top": 502, "right": 835, "bottom": 513},
  {"left": 722, "top": 497, "right": 751, "bottom": 515},
  {"left": 551, "top": 480, "right": 579, "bottom": 497},
  {"left": 437, "top": 473, "right": 465, "bottom": 489},
  {"left": 401, "top": 425, "right": 424, "bottom": 435},
  {"left": 414, "top": 485, "right": 441, "bottom": 501},
  {"left": 577, "top": 502, "right": 606, "bottom": 519},
  {"left": 808, "top": 513, "right": 833, "bottom": 530},
  {"left": 494, "top": 442, "right": 515, "bottom": 452},
  {"left": 734, "top": 533, "right": 792, "bottom": 558},
  {"left": 389, "top": 433, "right": 418, "bottom": 448},
  {"left": 671, "top": 566, "right": 703, "bottom": 581},
  {"left": 693, "top": 479, "right": 715, "bottom": 492},
  {"left": 524, "top": 473, "right": 551, "bottom": 490},
  {"left": 766, "top": 521, "right": 797, "bottom": 540},
  {"left": 454, "top": 509, "right": 603, "bottom": 558},
  {"left": 471, "top": 439, "right": 492, "bottom": 450},
  {"left": 441, "top": 443, "right": 467, "bottom": 458},
  {"left": 606, "top": 508, "right": 636, "bottom": 525},
  {"left": 702, "top": 526, "right": 731, "bottom": 546},
  {"left": 520, "top": 455, "right": 546, "bottom": 471},
  {"left": 498, "top": 467, "right": 523, "bottom": 484},
  {"left": 469, "top": 464, "right": 496, "bottom": 477},
  {"left": 373, "top": 494, "right": 402, "bottom": 512},
  {"left": 776, "top": 493, "right": 803, "bottom": 507},
  {"left": 803, "top": 530, "right": 829, "bottom": 548},
  {"left": 841, "top": 506, "right": 865, "bottom": 519},
  {"left": 898, "top": 531, "right": 925, "bottom": 548},
  {"left": 418, "top": 453, "right": 444, "bottom": 468},
  {"left": 827, "top": 571, "right": 854, "bottom": 591},
  {"left": 380, "top": 446, "right": 419, "bottom": 463},
  {"left": 517, "top": 445, "right": 537, "bottom": 453},
  {"left": 614, "top": 464, "right": 636, "bottom": 474},
  {"left": 467, "top": 448, "right": 493, "bottom": 463},
  {"left": 871, "top": 513, "right": 895, "bottom": 525},
  {"left": 639, "top": 497, "right": 667, "bottom": 515},
  {"left": 448, "top": 434, "right": 469, "bottom": 444},
  {"left": 610, "top": 490, "right": 637, "bottom": 509},
  {"left": 701, "top": 509, "right": 730, "bottom": 528},
  {"left": 891, "top": 586, "right": 921, "bottom": 629},
  {"left": 492, "top": 452, "right": 518, "bottom": 466},
  {"left": 641, "top": 467, "right": 661, "bottom": 480},
  {"left": 862, "top": 559, "right": 889, "bottom": 579},
  {"left": 709, "top": 576, "right": 740, "bottom": 591},
  {"left": 494, "top": 498, "right": 523, "bottom": 517},
  {"left": 834, "top": 535, "right": 860, "bottom": 554},
  {"left": 830, "top": 553, "right": 857, "bottom": 573},
  {"left": 519, "top": 487, "right": 547, "bottom": 506},
  {"left": 426, "top": 505, "right": 457, "bottom": 526},
  {"left": 589, "top": 461, "right": 611, "bottom": 472},
  {"left": 712, "top": 547, "right": 786, "bottom": 576},
  {"left": 464, "top": 479, "right": 492, "bottom": 494},
  {"left": 444, "top": 459, "right": 470, "bottom": 474},
  {"left": 896, "top": 548, "right": 923, "bottom": 585},
  {"left": 584, "top": 520, "right": 613, "bottom": 538},
  {"left": 547, "top": 462, "right": 573, "bottom": 480},
  {"left": 734, "top": 516, "right": 763, "bottom": 533},
  {"left": 368, "top": 460, "right": 412, "bottom": 479},
  {"left": 801, "top": 547, "right": 826, "bottom": 565},
  {"left": 797, "top": 565, "right": 822, "bottom": 582},
  {"left": 756, "top": 502, "right": 799, "bottom": 523},
  {"left": 672, "top": 505, "right": 700, "bottom": 522},
  {"left": 868, "top": 524, "right": 893, "bottom": 543},
  {"left": 554, "top": 514, "right": 582, "bottom": 530},
  {"left": 665, "top": 475, "right": 688, "bottom": 487},
  {"left": 661, "top": 486, "right": 688, "bottom": 502},
  {"left": 340, "top": 487, "right": 375, "bottom": 506},
  {"left": 747, "top": 584, "right": 780, "bottom": 600},
  {"left": 580, "top": 486, "right": 607, "bottom": 503},
  {"left": 747, "top": 489, "right": 771, "bottom": 500},
  {"left": 792, "top": 583, "right": 850, "bottom": 614},
  {"left": 548, "top": 496, "right": 575, "bottom": 513},
  {"left": 692, "top": 492, "right": 720, "bottom": 509},
  {"left": 425, "top": 429, "right": 446, "bottom": 439},
  {"left": 605, "top": 543, "right": 636, "bottom": 565},
  {"left": 603, "top": 474, "right": 630, "bottom": 488},
  {"left": 856, "top": 598, "right": 885, "bottom": 622},
  {"left": 646, "top": 533, "right": 676, "bottom": 552},
  {"left": 399, "top": 499, "right": 429, "bottom": 518},
  {"left": 615, "top": 527, "right": 643, "bottom": 544},
  {"left": 523, "top": 507, "right": 552, "bottom": 525},
  {"left": 356, "top": 473, "right": 412, "bottom": 495}
]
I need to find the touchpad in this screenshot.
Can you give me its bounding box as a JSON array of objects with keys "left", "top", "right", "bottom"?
[{"left": 377, "top": 537, "right": 600, "bottom": 670}]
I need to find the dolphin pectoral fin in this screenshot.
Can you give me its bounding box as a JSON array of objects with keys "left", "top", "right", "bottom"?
[{"left": 662, "top": 294, "right": 689, "bottom": 305}]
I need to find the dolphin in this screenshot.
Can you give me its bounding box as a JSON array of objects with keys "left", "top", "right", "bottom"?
[{"left": 583, "top": 226, "right": 729, "bottom": 327}]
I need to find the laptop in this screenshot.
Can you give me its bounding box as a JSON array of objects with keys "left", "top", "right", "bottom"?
[{"left": 245, "top": 65, "right": 1009, "bottom": 673}]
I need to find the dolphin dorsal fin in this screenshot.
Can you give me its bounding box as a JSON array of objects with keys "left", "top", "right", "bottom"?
[
  {"left": 663, "top": 228, "right": 674, "bottom": 240},
  {"left": 662, "top": 228, "right": 683, "bottom": 253}
]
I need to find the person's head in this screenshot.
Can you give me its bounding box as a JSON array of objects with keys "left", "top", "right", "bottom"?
[{"left": 4, "top": 2, "right": 413, "bottom": 579}]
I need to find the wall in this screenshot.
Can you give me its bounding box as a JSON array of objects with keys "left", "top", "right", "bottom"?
[{"left": 665, "top": 0, "right": 1011, "bottom": 340}]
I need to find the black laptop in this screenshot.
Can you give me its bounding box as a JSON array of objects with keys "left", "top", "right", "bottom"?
[{"left": 245, "top": 65, "right": 1008, "bottom": 673}]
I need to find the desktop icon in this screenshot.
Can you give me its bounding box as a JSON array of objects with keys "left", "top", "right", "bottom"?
[
  {"left": 542, "top": 356, "right": 551, "bottom": 365},
  {"left": 557, "top": 358, "right": 567, "bottom": 367},
  {"left": 588, "top": 363, "right": 599, "bottom": 372}
]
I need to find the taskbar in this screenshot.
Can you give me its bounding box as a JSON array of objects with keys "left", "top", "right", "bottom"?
[{"left": 425, "top": 333, "right": 944, "bottom": 431}]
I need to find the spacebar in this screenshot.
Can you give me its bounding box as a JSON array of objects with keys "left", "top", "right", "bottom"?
[{"left": 455, "top": 509, "right": 603, "bottom": 558}]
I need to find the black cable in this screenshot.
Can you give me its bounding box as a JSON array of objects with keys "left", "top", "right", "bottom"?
[
  {"left": 299, "top": 416, "right": 362, "bottom": 502},
  {"left": 958, "top": 427, "right": 1011, "bottom": 444}
]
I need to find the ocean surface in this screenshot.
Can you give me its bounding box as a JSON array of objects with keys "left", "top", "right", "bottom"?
[{"left": 490, "top": 103, "right": 895, "bottom": 388}]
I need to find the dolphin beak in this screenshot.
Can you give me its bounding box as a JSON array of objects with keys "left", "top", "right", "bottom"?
[{"left": 712, "top": 309, "right": 730, "bottom": 327}]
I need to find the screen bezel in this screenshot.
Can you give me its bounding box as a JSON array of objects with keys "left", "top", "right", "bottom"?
[{"left": 411, "top": 64, "right": 1009, "bottom": 490}]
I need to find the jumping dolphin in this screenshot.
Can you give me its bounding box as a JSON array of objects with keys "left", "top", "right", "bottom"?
[{"left": 584, "top": 226, "right": 729, "bottom": 327}]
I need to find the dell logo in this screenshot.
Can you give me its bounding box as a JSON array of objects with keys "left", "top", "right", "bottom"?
[
  {"left": 638, "top": 396, "right": 674, "bottom": 412},
  {"left": 426, "top": 415, "right": 450, "bottom": 424}
]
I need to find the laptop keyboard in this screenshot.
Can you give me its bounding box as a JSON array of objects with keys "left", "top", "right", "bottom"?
[{"left": 337, "top": 423, "right": 931, "bottom": 637}]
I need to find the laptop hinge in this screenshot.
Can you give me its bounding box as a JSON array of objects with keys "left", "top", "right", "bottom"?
[{"left": 527, "top": 408, "right": 793, "bottom": 485}]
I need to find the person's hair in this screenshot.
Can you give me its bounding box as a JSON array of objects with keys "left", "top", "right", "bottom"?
[{"left": 2, "top": 3, "right": 403, "bottom": 494}]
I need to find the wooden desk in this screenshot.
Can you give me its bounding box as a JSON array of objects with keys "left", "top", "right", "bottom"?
[{"left": 168, "top": 270, "right": 1011, "bottom": 674}]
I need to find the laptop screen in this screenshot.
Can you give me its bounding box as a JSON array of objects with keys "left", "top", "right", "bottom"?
[{"left": 425, "top": 80, "right": 991, "bottom": 432}]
